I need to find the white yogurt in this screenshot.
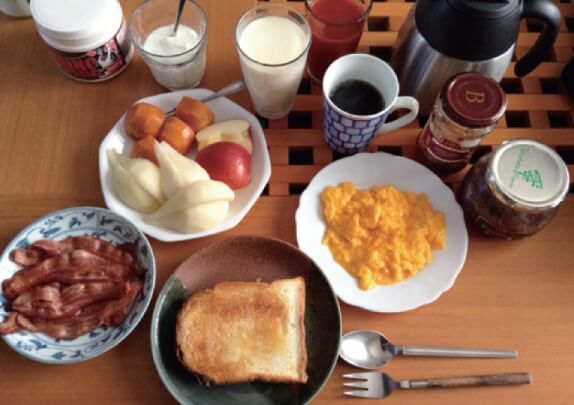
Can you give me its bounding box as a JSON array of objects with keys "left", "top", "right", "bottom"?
[
  {"left": 144, "top": 25, "right": 199, "bottom": 56},
  {"left": 237, "top": 15, "right": 310, "bottom": 119},
  {"left": 142, "top": 24, "right": 206, "bottom": 89}
]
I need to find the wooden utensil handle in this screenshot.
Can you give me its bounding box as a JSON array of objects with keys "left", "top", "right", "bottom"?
[{"left": 405, "top": 372, "right": 532, "bottom": 389}]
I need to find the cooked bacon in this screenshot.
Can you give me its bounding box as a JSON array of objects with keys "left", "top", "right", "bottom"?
[
  {"left": 31, "top": 237, "right": 141, "bottom": 274},
  {"left": 29, "top": 239, "right": 74, "bottom": 257},
  {"left": 2, "top": 250, "right": 134, "bottom": 301},
  {"left": 11, "top": 282, "right": 123, "bottom": 320},
  {"left": 0, "top": 313, "right": 20, "bottom": 334},
  {"left": 1, "top": 236, "right": 145, "bottom": 340},
  {"left": 10, "top": 247, "right": 46, "bottom": 267},
  {"left": 2, "top": 280, "right": 143, "bottom": 339},
  {"left": 105, "top": 280, "right": 143, "bottom": 327}
]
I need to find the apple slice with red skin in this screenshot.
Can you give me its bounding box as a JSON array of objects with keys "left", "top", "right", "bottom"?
[
  {"left": 195, "top": 141, "right": 251, "bottom": 190},
  {"left": 195, "top": 119, "right": 253, "bottom": 154}
]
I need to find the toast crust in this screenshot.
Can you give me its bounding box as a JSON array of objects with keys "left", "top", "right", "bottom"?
[{"left": 176, "top": 277, "right": 307, "bottom": 385}]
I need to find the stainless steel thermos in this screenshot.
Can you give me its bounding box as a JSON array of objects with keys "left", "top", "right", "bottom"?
[{"left": 392, "top": 0, "right": 561, "bottom": 114}]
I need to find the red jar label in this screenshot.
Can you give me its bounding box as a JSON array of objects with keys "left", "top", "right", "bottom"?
[
  {"left": 49, "top": 23, "right": 131, "bottom": 82},
  {"left": 421, "top": 124, "right": 475, "bottom": 163}
]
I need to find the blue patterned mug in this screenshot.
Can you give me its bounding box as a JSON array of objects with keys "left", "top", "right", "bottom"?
[{"left": 322, "top": 53, "right": 419, "bottom": 154}]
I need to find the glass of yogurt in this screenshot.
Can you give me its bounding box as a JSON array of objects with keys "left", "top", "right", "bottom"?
[
  {"left": 128, "top": 0, "right": 207, "bottom": 90},
  {"left": 235, "top": 4, "right": 311, "bottom": 119}
]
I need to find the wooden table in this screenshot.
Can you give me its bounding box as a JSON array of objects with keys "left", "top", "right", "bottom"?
[{"left": 1, "top": 1, "right": 573, "bottom": 404}]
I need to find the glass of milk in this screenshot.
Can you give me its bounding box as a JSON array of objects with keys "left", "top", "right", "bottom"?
[
  {"left": 128, "top": 0, "right": 207, "bottom": 90},
  {"left": 236, "top": 4, "right": 311, "bottom": 119}
]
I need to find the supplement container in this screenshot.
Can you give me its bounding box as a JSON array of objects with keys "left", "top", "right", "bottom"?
[
  {"left": 460, "top": 139, "right": 569, "bottom": 239},
  {"left": 31, "top": 0, "right": 133, "bottom": 82},
  {"left": 416, "top": 73, "right": 507, "bottom": 175}
]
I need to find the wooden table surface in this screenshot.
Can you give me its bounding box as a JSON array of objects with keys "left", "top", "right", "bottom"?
[{"left": 1, "top": 0, "right": 573, "bottom": 404}]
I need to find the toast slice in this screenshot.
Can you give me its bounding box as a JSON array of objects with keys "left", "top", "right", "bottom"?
[{"left": 176, "top": 277, "right": 308, "bottom": 385}]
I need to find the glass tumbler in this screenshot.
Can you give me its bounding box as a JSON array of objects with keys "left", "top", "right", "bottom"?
[
  {"left": 128, "top": 0, "right": 207, "bottom": 90},
  {"left": 305, "top": 0, "right": 372, "bottom": 82},
  {"left": 235, "top": 3, "right": 311, "bottom": 119}
]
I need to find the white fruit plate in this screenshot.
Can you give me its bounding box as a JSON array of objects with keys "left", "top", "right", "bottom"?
[
  {"left": 98, "top": 88, "right": 271, "bottom": 242},
  {"left": 296, "top": 152, "right": 468, "bottom": 313}
]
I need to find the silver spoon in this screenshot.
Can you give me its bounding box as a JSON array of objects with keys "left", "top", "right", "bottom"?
[
  {"left": 166, "top": 80, "right": 245, "bottom": 115},
  {"left": 172, "top": 0, "right": 186, "bottom": 36},
  {"left": 340, "top": 330, "right": 517, "bottom": 369}
]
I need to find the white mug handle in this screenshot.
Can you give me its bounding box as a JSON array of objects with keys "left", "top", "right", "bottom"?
[{"left": 376, "top": 96, "right": 419, "bottom": 136}]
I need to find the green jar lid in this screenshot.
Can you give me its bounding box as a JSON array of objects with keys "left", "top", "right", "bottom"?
[{"left": 488, "top": 139, "right": 569, "bottom": 209}]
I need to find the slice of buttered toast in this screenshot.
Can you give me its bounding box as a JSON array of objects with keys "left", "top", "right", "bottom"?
[{"left": 176, "top": 277, "right": 308, "bottom": 385}]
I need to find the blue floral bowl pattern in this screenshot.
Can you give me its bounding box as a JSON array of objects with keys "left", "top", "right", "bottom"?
[{"left": 0, "top": 207, "right": 156, "bottom": 364}]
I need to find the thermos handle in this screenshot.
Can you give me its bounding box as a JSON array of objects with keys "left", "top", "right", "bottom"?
[{"left": 515, "top": 0, "right": 561, "bottom": 77}]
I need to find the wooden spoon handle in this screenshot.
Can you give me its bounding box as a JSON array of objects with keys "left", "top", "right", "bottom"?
[{"left": 403, "top": 372, "right": 532, "bottom": 389}]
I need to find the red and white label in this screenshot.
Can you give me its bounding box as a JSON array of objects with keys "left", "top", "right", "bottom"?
[
  {"left": 421, "top": 124, "right": 476, "bottom": 164},
  {"left": 49, "top": 23, "right": 130, "bottom": 82}
]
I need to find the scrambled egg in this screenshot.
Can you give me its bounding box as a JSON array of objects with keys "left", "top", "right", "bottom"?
[{"left": 321, "top": 182, "right": 446, "bottom": 290}]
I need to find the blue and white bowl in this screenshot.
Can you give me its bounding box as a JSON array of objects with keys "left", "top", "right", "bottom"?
[{"left": 0, "top": 206, "right": 156, "bottom": 364}]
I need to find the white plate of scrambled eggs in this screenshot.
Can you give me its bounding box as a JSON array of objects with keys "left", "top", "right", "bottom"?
[{"left": 295, "top": 152, "right": 468, "bottom": 312}]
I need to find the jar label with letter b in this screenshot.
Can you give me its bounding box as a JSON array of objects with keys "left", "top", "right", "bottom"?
[{"left": 420, "top": 124, "right": 476, "bottom": 163}]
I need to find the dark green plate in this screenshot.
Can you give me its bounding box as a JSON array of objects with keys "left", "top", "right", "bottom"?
[{"left": 150, "top": 235, "right": 342, "bottom": 405}]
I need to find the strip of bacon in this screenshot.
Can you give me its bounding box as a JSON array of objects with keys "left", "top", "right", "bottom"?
[
  {"left": 2, "top": 250, "right": 133, "bottom": 301},
  {"left": 11, "top": 282, "right": 123, "bottom": 320},
  {"left": 0, "top": 313, "right": 20, "bottom": 334},
  {"left": 10, "top": 247, "right": 46, "bottom": 267},
  {"left": 0, "top": 280, "right": 143, "bottom": 339},
  {"left": 31, "top": 237, "right": 141, "bottom": 274}
]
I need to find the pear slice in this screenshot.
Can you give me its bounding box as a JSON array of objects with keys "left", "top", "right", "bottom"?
[
  {"left": 120, "top": 157, "right": 165, "bottom": 203},
  {"left": 148, "top": 201, "right": 230, "bottom": 233},
  {"left": 107, "top": 149, "right": 164, "bottom": 213},
  {"left": 146, "top": 180, "right": 235, "bottom": 233},
  {"left": 154, "top": 141, "right": 209, "bottom": 198}
]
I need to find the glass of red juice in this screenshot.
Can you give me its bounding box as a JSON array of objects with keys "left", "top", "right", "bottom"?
[{"left": 304, "top": 0, "right": 372, "bottom": 82}]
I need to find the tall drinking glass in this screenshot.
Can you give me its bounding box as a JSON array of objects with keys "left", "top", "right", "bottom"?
[
  {"left": 235, "top": 4, "right": 311, "bottom": 119},
  {"left": 305, "top": 0, "right": 372, "bottom": 83}
]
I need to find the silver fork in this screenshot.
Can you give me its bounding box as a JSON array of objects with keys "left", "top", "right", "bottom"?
[{"left": 343, "top": 372, "right": 532, "bottom": 399}]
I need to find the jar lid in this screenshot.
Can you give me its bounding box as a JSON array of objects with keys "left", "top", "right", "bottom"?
[
  {"left": 489, "top": 139, "right": 570, "bottom": 209},
  {"left": 31, "top": 0, "right": 122, "bottom": 52},
  {"left": 441, "top": 72, "right": 507, "bottom": 128}
]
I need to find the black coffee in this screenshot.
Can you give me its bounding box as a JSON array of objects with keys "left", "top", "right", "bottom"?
[{"left": 330, "top": 80, "right": 385, "bottom": 115}]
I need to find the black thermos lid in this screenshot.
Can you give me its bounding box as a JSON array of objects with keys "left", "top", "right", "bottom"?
[{"left": 415, "top": 0, "right": 522, "bottom": 61}]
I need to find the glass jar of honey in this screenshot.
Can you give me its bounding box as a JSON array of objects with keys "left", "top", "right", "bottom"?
[
  {"left": 416, "top": 73, "right": 507, "bottom": 175},
  {"left": 460, "top": 139, "right": 569, "bottom": 239}
]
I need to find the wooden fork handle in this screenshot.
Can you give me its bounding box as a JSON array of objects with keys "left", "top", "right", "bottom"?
[{"left": 403, "top": 372, "right": 532, "bottom": 389}]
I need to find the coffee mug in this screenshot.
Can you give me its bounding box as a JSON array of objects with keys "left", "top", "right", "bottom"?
[{"left": 322, "top": 53, "right": 419, "bottom": 154}]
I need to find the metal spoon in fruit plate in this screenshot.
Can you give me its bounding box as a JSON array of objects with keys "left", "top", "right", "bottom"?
[
  {"left": 340, "top": 330, "right": 517, "bottom": 370},
  {"left": 166, "top": 80, "right": 245, "bottom": 116}
]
